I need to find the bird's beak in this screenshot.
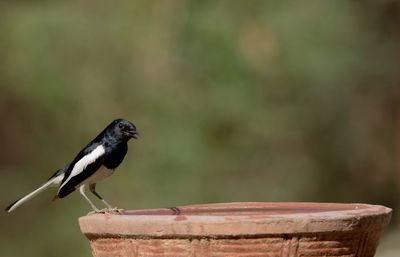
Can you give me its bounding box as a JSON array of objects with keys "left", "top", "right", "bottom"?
[{"left": 127, "top": 131, "right": 139, "bottom": 139}]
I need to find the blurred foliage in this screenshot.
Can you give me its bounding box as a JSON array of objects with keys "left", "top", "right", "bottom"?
[{"left": 0, "top": 1, "right": 399, "bottom": 256}]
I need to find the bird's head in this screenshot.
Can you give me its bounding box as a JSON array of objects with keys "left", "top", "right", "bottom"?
[{"left": 111, "top": 119, "right": 139, "bottom": 140}]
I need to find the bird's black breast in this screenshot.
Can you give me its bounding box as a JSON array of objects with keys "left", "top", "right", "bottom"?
[{"left": 103, "top": 142, "right": 128, "bottom": 169}]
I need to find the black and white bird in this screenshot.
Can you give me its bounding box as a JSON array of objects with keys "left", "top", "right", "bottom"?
[{"left": 5, "top": 118, "right": 138, "bottom": 213}]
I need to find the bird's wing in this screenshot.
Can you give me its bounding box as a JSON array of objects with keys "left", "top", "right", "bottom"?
[
  {"left": 60, "top": 142, "right": 102, "bottom": 185},
  {"left": 57, "top": 143, "right": 106, "bottom": 198}
]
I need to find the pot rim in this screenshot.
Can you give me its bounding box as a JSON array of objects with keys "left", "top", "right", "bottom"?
[{"left": 79, "top": 202, "right": 392, "bottom": 239}]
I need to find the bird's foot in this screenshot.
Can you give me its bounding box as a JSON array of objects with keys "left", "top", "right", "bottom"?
[
  {"left": 106, "top": 207, "right": 125, "bottom": 214},
  {"left": 93, "top": 208, "right": 108, "bottom": 213},
  {"left": 91, "top": 207, "right": 124, "bottom": 214}
]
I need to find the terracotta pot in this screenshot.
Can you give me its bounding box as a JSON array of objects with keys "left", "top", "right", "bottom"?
[{"left": 79, "top": 202, "right": 391, "bottom": 257}]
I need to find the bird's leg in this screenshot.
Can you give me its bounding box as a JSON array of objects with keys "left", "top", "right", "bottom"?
[
  {"left": 89, "top": 184, "right": 115, "bottom": 210},
  {"left": 79, "top": 184, "right": 100, "bottom": 212}
]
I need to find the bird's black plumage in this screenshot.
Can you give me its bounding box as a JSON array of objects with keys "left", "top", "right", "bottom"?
[
  {"left": 58, "top": 119, "right": 137, "bottom": 198},
  {"left": 5, "top": 118, "right": 138, "bottom": 212}
]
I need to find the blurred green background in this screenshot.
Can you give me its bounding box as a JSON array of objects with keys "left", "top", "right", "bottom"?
[{"left": 0, "top": 1, "right": 399, "bottom": 256}]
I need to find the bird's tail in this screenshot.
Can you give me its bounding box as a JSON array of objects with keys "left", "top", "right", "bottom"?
[{"left": 5, "top": 176, "right": 62, "bottom": 213}]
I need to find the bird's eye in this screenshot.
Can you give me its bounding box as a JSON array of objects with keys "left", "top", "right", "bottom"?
[{"left": 118, "top": 123, "right": 124, "bottom": 129}]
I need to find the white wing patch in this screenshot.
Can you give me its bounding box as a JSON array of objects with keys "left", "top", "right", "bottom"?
[{"left": 59, "top": 145, "right": 105, "bottom": 191}]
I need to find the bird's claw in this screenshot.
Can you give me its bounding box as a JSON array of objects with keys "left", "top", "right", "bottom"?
[
  {"left": 92, "top": 207, "right": 124, "bottom": 214},
  {"left": 93, "top": 208, "right": 107, "bottom": 213},
  {"left": 107, "top": 207, "right": 125, "bottom": 214}
]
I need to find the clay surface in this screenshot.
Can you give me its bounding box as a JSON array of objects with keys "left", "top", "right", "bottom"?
[{"left": 79, "top": 202, "right": 392, "bottom": 257}]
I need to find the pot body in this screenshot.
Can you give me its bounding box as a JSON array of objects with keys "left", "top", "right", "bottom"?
[{"left": 79, "top": 202, "right": 392, "bottom": 257}]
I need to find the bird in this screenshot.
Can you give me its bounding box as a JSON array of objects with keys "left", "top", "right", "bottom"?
[{"left": 5, "top": 118, "right": 138, "bottom": 213}]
